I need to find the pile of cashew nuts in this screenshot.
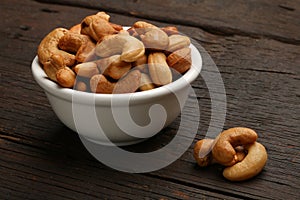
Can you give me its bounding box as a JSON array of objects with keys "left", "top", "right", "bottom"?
[
  {"left": 37, "top": 12, "right": 192, "bottom": 93},
  {"left": 193, "top": 127, "right": 268, "bottom": 181}
]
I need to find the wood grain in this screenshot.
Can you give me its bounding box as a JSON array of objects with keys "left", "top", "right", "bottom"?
[
  {"left": 1, "top": 0, "right": 299, "bottom": 199},
  {"left": 35, "top": 0, "right": 300, "bottom": 44}
]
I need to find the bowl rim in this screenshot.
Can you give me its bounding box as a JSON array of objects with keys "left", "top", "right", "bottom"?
[{"left": 32, "top": 43, "right": 202, "bottom": 105}]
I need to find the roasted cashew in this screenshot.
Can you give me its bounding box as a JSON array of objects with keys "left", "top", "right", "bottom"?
[
  {"left": 161, "top": 26, "right": 179, "bottom": 35},
  {"left": 193, "top": 138, "right": 246, "bottom": 167},
  {"left": 81, "top": 12, "right": 117, "bottom": 42},
  {"left": 95, "top": 33, "right": 145, "bottom": 62},
  {"left": 38, "top": 28, "right": 75, "bottom": 67},
  {"left": 132, "top": 54, "right": 148, "bottom": 73},
  {"left": 167, "top": 47, "right": 192, "bottom": 74},
  {"left": 90, "top": 70, "right": 141, "bottom": 94},
  {"left": 133, "top": 21, "right": 169, "bottom": 50},
  {"left": 58, "top": 31, "right": 96, "bottom": 63},
  {"left": 74, "top": 62, "right": 99, "bottom": 78},
  {"left": 193, "top": 138, "right": 215, "bottom": 167},
  {"left": 95, "top": 55, "right": 132, "bottom": 80},
  {"left": 69, "top": 24, "right": 81, "bottom": 34},
  {"left": 223, "top": 142, "right": 268, "bottom": 181},
  {"left": 114, "top": 70, "right": 141, "bottom": 94},
  {"left": 167, "top": 34, "right": 191, "bottom": 53},
  {"left": 43, "top": 54, "right": 66, "bottom": 82},
  {"left": 212, "top": 127, "right": 258, "bottom": 166},
  {"left": 56, "top": 67, "right": 76, "bottom": 88},
  {"left": 148, "top": 52, "right": 172, "bottom": 86},
  {"left": 139, "top": 73, "right": 155, "bottom": 91}
]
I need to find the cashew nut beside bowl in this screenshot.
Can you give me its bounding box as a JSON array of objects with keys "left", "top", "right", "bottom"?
[
  {"left": 223, "top": 142, "right": 268, "bottom": 181},
  {"left": 193, "top": 127, "right": 268, "bottom": 182}
]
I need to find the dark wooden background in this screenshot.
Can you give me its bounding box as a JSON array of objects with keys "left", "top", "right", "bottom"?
[{"left": 1, "top": 0, "right": 299, "bottom": 199}]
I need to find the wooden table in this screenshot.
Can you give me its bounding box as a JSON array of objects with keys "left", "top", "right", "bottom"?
[{"left": 1, "top": 0, "right": 299, "bottom": 199}]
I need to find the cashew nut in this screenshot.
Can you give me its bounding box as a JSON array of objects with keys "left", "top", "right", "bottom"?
[
  {"left": 69, "top": 24, "right": 81, "bottom": 34},
  {"left": 95, "top": 33, "right": 145, "bottom": 62},
  {"left": 114, "top": 70, "right": 141, "bottom": 94},
  {"left": 148, "top": 52, "right": 172, "bottom": 86},
  {"left": 81, "top": 12, "right": 117, "bottom": 42},
  {"left": 75, "top": 80, "right": 88, "bottom": 92},
  {"left": 193, "top": 138, "right": 246, "bottom": 167},
  {"left": 74, "top": 62, "right": 99, "bottom": 78},
  {"left": 95, "top": 55, "right": 132, "bottom": 80},
  {"left": 90, "top": 70, "right": 141, "bottom": 94},
  {"left": 43, "top": 54, "right": 68, "bottom": 82},
  {"left": 167, "top": 34, "right": 191, "bottom": 53},
  {"left": 167, "top": 47, "right": 192, "bottom": 74},
  {"left": 193, "top": 127, "right": 269, "bottom": 182},
  {"left": 90, "top": 74, "right": 115, "bottom": 94},
  {"left": 223, "top": 142, "right": 268, "bottom": 181},
  {"left": 139, "top": 73, "right": 155, "bottom": 91},
  {"left": 161, "top": 26, "right": 179, "bottom": 35},
  {"left": 58, "top": 31, "right": 96, "bottom": 63},
  {"left": 132, "top": 54, "right": 148, "bottom": 73},
  {"left": 56, "top": 67, "right": 76, "bottom": 88},
  {"left": 212, "top": 127, "right": 258, "bottom": 166},
  {"left": 38, "top": 28, "right": 75, "bottom": 67},
  {"left": 193, "top": 138, "right": 215, "bottom": 167},
  {"left": 133, "top": 21, "right": 169, "bottom": 50}
]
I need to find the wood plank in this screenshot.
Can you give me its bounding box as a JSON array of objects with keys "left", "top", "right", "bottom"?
[
  {"left": 1, "top": 0, "right": 300, "bottom": 199},
  {"left": 34, "top": 0, "right": 300, "bottom": 44},
  {"left": 0, "top": 138, "right": 241, "bottom": 200}
]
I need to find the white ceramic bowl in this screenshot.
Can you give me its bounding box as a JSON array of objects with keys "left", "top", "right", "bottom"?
[{"left": 32, "top": 44, "right": 202, "bottom": 146}]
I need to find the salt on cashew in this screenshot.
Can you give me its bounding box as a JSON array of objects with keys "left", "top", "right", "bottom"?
[
  {"left": 223, "top": 142, "right": 268, "bottom": 181},
  {"left": 212, "top": 127, "right": 258, "bottom": 166},
  {"left": 95, "top": 32, "right": 145, "bottom": 62},
  {"left": 38, "top": 28, "right": 76, "bottom": 68}
]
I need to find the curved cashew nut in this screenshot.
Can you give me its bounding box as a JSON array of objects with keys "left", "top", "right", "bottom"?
[
  {"left": 58, "top": 31, "right": 96, "bottom": 63},
  {"left": 167, "top": 47, "right": 192, "bottom": 74},
  {"left": 81, "top": 12, "right": 117, "bottom": 42},
  {"left": 95, "top": 33, "right": 145, "bottom": 62},
  {"left": 90, "top": 70, "right": 141, "bottom": 94},
  {"left": 56, "top": 67, "right": 76, "bottom": 88},
  {"left": 212, "top": 127, "right": 258, "bottom": 166},
  {"left": 167, "top": 34, "right": 191, "bottom": 53},
  {"left": 38, "top": 28, "right": 75, "bottom": 67},
  {"left": 133, "top": 21, "right": 169, "bottom": 50},
  {"left": 95, "top": 55, "right": 132, "bottom": 80},
  {"left": 193, "top": 138, "right": 215, "bottom": 167},
  {"left": 193, "top": 138, "right": 246, "bottom": 167},
  {"left": 223, "top": 142, "right": 267, "bottom": 181}
]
